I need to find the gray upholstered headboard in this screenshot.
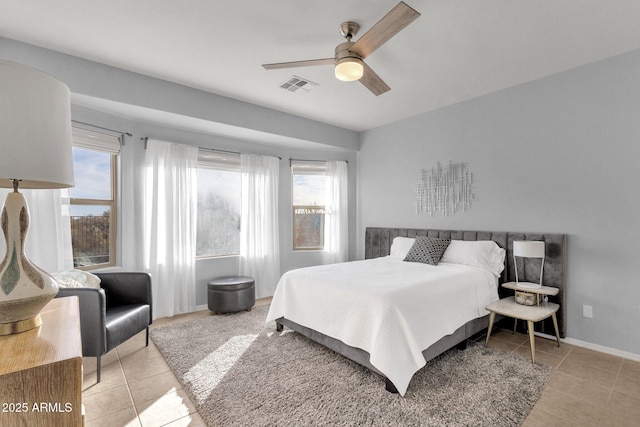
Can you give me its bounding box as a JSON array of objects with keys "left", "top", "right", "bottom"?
[{"left": 365, "top": 227, "right": 567, "bottom": 338}]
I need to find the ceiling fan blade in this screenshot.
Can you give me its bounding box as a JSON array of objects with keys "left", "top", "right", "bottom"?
[
  {"left": 262, "top": 58, "right": 334, "bottom": 70},
  {"left": 359, "top": 62, "right": 390, "bottom": 96},
  {"left": 351, "top": 1, "right": 421, "bottom": 59}
]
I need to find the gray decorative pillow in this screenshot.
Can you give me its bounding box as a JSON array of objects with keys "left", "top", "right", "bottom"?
[{"left": 404, "top": 236, "right": 451, "bottom": 265}]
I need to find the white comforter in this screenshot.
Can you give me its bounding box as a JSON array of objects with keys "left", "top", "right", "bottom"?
[{"left": 266, "top": 256, "right": 499, "bottom": 395}]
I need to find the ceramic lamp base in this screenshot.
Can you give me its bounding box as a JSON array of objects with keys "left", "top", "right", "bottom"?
[
  {"left": 0, "top": 291, "right": 54, "bottom": 335},
  {"left": 0, "top": 314, "right": 42, "bottom": 335},
  {"left": 0, "top": 190, "right": 59, "bottom": 335}
]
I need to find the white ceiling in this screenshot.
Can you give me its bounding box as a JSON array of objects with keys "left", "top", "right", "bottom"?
[{"left": 1, "top": 0, "right": 640, "bottom": 132}]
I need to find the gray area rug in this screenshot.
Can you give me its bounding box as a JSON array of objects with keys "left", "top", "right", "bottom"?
[{"left": 151, "top": 305, "right": 552, "bottom": 426}]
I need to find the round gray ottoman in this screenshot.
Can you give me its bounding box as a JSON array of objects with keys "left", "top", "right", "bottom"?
[{"left": 207, "top": 276, "right": 255, "bottom": 314}]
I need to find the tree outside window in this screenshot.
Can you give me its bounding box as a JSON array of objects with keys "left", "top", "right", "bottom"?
[
  {"left": 292, "top": 162, "right": 326, "bottom": 250},
  {"left": 196, "top": 167, "right": 241, "bottom": 257}
]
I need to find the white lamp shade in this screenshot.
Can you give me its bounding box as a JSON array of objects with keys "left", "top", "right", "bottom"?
[
  {"left": 513, "top": 241, "right": 545, "bottom": 258},
  {"left": 0, "top": 60, "right": 73, "bottom": 189},
  {"left": 335, "top": 58, "right": 364, "bottom": 81}
]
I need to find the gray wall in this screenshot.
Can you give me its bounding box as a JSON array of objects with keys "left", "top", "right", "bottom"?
[
  {"left": 1, "top": 37, "right": 358, "bottom": 306},
  {"left": 358, "top": 49, "right": 640, "bottom": 355}
]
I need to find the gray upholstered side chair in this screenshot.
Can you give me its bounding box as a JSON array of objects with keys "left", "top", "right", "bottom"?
[{"left": 56, "top": 272, "right": 153, "bottom": 382}]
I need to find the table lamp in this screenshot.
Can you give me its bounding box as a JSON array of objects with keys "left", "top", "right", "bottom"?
[
  {"left": 0, "top": 60, "right": 74, "bottom": 335},
  {"left": 513, "top": 240, "right": 545, "bottom": 289}
]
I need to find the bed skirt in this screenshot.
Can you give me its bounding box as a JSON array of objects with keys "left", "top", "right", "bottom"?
[{"left": 275, "top": 314, "right": 496, "bottom": 392}]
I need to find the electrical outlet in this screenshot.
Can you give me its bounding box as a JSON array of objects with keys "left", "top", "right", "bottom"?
[{"left": 583, "top": 305, "right": 593, "bottom": 318}]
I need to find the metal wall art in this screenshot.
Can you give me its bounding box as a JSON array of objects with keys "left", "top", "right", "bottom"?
[{"left": 414, "top": 161, "right": 475, "bottom": 216}]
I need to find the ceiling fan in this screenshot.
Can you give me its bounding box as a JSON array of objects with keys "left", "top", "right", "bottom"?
[{"left": 262, "top": 2, "right": 421, "bottom": 96}]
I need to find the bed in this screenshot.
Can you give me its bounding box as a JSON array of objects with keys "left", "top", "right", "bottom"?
[{"left": 266, "top": 227, "right": 566, "bottom": 395}]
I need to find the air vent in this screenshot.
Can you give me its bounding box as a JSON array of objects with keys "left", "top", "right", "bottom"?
[{"left": 280, "top": 76, "right": 318, "bottom": 93}]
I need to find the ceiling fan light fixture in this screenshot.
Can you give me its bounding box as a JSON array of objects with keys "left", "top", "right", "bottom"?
[{"left": 335, "top": 57, "right": 364, "bottom": 81}]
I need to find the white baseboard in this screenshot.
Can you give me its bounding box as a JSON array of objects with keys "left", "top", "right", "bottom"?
[
  {"left": 533, "top": 331, "right": 640, "bottom": 362},
  {"left": 195, "top": 304, "right": 209, "bottom": 312},
  {"left": 562, "top": 337, "right": 640, "bottom": 362}
]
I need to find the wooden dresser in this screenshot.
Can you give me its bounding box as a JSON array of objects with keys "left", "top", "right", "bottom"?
[{"left": 0, "top": 296, "right": 83, "bottom": 426}]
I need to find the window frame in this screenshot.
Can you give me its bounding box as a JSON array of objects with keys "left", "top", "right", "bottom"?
[
  {"left": 291, "top": 160, "right": 327, "bottom": 251},
  {"left": 195, "top": 149, "right": 242, "bottom": 259},
  {"left": 69, "top": 128, "right": 119, "bottom": 270}
]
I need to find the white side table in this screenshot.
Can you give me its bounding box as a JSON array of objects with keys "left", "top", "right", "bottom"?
[
  {"left": 502, "top": 281, "right": 560, "bottom": 333},
  {"left": 485, "top": 290, "right": 560, "bottom": 363},
  {"left": 501, "top": 281, "right": 560, "bottom": 302}
]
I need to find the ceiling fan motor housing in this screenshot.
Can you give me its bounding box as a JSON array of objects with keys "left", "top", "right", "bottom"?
[
  {"left": 334, "top": 41, "right": 364, "bottom": 81},
  {"left": 335, "top": 42, "right": 363, "bottom": 62}
]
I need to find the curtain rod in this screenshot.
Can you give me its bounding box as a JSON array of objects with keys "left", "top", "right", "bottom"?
[
  {"left": 201, "top": 146, "right": 282, "bottom": 160},
  {"left": 141, "top": 138, "right": 281, "bottom": 160},
  {"left": 289, "top": 158, "right": 349, "bottom": 165},
  {"left": 72, "top": 120, "right": 132, "bottom": 137},
  {"left": 199, "top": 146, "right": 241, "bottom": 156}
]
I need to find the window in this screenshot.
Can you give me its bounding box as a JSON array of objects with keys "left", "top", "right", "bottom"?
[
  {"left": 291, "top": 161, "right": 326, "bottom": 250},
  {"left": 69, "top": 128, "right": 119, "bottom": 269},
  {"left": 196, "top": 150, "right": 241, "bottom": 257}
]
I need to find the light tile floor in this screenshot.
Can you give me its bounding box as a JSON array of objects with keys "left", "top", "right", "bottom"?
[
  {"left": 485, "top": 329, "right": 640, "bottom": 426},
  {"left": 82, "top": 303, "right": 640, "bottom": 426},
  {"left": 83, "top": 299, "right": 271, "bottom": 427}
]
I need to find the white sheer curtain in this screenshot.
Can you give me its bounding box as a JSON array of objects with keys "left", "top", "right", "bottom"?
[
  {"left": 324, "top": 160, "right": 349, "bottom": 264},
  {"left": 143, "top": 139, "right": 198, "bottom": 319},
  {"left": 0, "top": 188, "right": 73, "bottom": 273},
  {"left": 239, "top": 154, "right": 280, "bottom": 298}
]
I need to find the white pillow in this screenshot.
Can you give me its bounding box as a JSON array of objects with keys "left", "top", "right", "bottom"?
[
  {"left": 389, "top": 237, "right": 416, "bottom": 259},
  {"left": 440, "top": 240, "right": 506, "bottom": 277},
  {"left": 52, "top": 270, "right": 101, "bottom": 288}
]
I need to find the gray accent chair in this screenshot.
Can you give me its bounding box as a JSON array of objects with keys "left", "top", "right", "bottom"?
[{"left": 55, "top": 272, "right": 153, "bottom": 382}]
